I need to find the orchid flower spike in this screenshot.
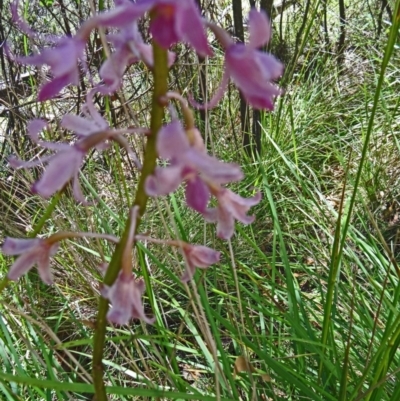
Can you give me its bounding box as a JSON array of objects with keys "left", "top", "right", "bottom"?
[
  {"left": 204, "top": 188, "right": 262, "bottom": 240},
  {"left": 2, "top": 237, "right": 60, "bottom": 285},
  {"left": 192, "top": 9, "right": 283, "bottom": 110},
  {"left": 145, "top": 117, "right": 243, "bottom": 213},
  {"left": 101, "top": 206, "right": 155, "bottom": 325}
]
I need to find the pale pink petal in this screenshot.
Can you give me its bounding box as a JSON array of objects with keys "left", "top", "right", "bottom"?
[
  {"left": 27, "top": 119, "right": 47, "bottom": 142},
  {"left": 203, "top": 208, "right": 218, "bottom": 223},
  {"left": 38, "top": 74, "right": 73, "bottom": 101},
  {"left": 7, "top": 250, "right": 38, "bottom": 281},
  {"left": 180, "top": 265, "right": 196, "bottom": 283},
  {"left": 157, "top": 120, "right": 190, "bottom": 159},
  {"left": 145, "top": 165, "right": 183, "bottom": 196},
  {"left": 185, "top": 176, "right": 210, "bottom": 213},
  {"left": 104, "top": 272, "right": 154, "bottom": 325},
  {"left": 129, "top": 284, "right": 155, "bottom": 324},
  {"left": 99, "top": 48, "right": 133, "bottom": 91},
  {"left": 100, "top": 284, "right": 111, "bottom": 298},
  {"left": 84, "top": 90, "right": 109, "bottom": 128},
  {"left": 2, "top": 238, "right": 40, "bottom": 255},
  {"left": 221, "top": 190, "right": 261, "bottom": 225},
  {"left": 105, "top": 275, "right": 134, "bottom": 325},
  {"left": 49, "top": 243, "right": 60, "bottom": 257},
  {"left": 72, "top": 168, "right": 92, "bottom": 205},
  {"left": 137, "top": 43, "right": 176, "bottom": 68},
  {"left": 150, "top": 10, "right": 179, "bottom": 48},
  {"left": 245, "top": 93, "right": 275, "bottom": 111},
  {"left": 32, "top": 149, "right": 84, "bottom": 198},
  {"left": 256, "top": 52, "right": 284, "bottom": 80},
  {"left": 185, "top": 149, "right": 243, "bottom": 184},
  {"left": 226, "top": 47, "right": 283, "bottom": 110},
  {"left": 36, "top": 251, "right": 54, "bottom": 285},
  {"left": 35, "top": 141, "right": 73, "bottom": 152},
  {"left": 9, "top": 154, "right": 55, "bottom": 169},
  {"left": 248, "top": 9, "right": 271, "bottom": 49},
  {"left": 95, "top": 2, "right": 151, "bottom": 28},
  {"left": 181, "top": 244, "right": 220, "bottom": 282},
  {"left": 61, "top": 114, "right": 98, "bottom": 136},
  {"left": 185, "top": 245, "right": 220, "bottom": 267},
  {"left": 216, "top": 206, "right": 235, "bottom": 239},
  {"left": 177, "top": 2, "right": 213, "bottom": 57},
  {"left": 11, "top": 0, "right": 37, "bottom": 38}
]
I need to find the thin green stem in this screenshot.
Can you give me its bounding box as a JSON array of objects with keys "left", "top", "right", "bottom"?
[{"left": 92, "top": 41, "right": 168, "bottom": 401}]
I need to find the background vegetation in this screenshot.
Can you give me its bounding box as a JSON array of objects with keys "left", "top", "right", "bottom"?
[{"left": 1, "top": 0, "right": 400, "bottom": 400}]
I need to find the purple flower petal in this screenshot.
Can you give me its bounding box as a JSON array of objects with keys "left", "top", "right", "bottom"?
[
  {"left": 11, "top": 0, "right": 37, "bottom": 38},
  {"left": 150, "top": 6, "right": 179, "bottom": 48},
  {"left": 3, "top": 237, "right": 58, "bottom": 284},
  {"left": 157, "top": 120, "right": 190, "bottom": 159},
  {"left": 72, "top": 167, "right": 92, "bottom": 205},
  {"left": 177, "top": 1, "right": 213, "bottom": 57},
  {"left": 181, "top": 244, "right": 220, "bottom": 282},
  {"left": 204, "top": 190, "right": 262, "bottom": 239},
  {"left": 2, "top": 238, "right": 40, "bottom": 256},
  {"left": 38, "top": 74, "right": 74, "bottom": 101},
  {"left": 185, "top": 176, "right": 210, "bottom": 213},
  {"left": 215, "top": 205, "right": 235, "bottom": 240},
  {"left": 185, "top": 149, "right": 243, "bottom": 184},
  {"left": 7, "top": 251, "right": 38, "bottom": 281},
  {"left": 248, "top": 9, "right": 271, "bottom": 49},
  {"left": 27, "top": 119, "right": 47, "bottom": 142},
  {"left": 15, "top": 37, "right": 86, "bottom": 101},
  {"left": 95, "top": 1, "right": 151, "bottom": 28},
  {"left": 145, "top": 165, "right": 183, "bottom": 196},
  {"left": 9, "top": 154, "right": 55, "bottom": 169},
  {"left": 221, "top": 190, "right": 261, "bottom": 225},
  {"left": 144, "top": 0, "right": 212, "bottom": 56},
  {"left": 103, "top": 271, "right": 154, "bottom": 325},
  {"left": 36, "top": 250, "right": 54, "bottom": 285},
  {"left": 61, "top": 115, "right": 99, "bottom": 136},
  {"left": 32, "top": 148, "right": 84, "bottom": 198},
  {"left": 226, "top": 46, "right": 283, "bottom": 110}
]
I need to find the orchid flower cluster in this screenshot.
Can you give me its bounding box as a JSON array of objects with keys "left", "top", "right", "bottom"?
[{"left": 2, "top": 0, "right": 282, "bottom": 328}]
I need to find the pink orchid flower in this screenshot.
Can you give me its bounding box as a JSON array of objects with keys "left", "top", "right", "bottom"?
[
  {"left": 10, "top": 0, "right": 37, "bottom": 39},
  {"left": 101, "top": 271, "right": 155, "bottom": 325},
  {"left": 136, "top": 0, "right": 212, "bottom": 56},
  {"left": 95, "top": 0, "right": 212, "bottom": 56},
  {"left": 15, "top": 36, "right": 86, "bottom": 102},
  {"left": 9, "top": 94, "right": 143, "bottom": 202},
  {"left": 181, "top": 244, "right": 220, "bottom": 282},
  {"left": 99, "top": 22, "right": 176, "bottom": 93},
  {"left": 204, "top": 188, "right": 262, "bottom": 239},
  {"left": 9, "top": 119, "right": 90, "bottom": 204},
  {"left": 2, "top": 237, "right": 60, "bottom": 285},
  {"left": 192, "top": 10, "right": 283, "bottom": 110},
  {"left": 61, "top": 90, "right": 110, "bottom": 151},
  {"left": 145, "top": 120, "right": 243, "bottom": 213}
]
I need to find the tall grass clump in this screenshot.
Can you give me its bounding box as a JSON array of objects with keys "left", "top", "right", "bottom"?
[{"left": 1, "top": 0, "right": 400, "bottom": 400}]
